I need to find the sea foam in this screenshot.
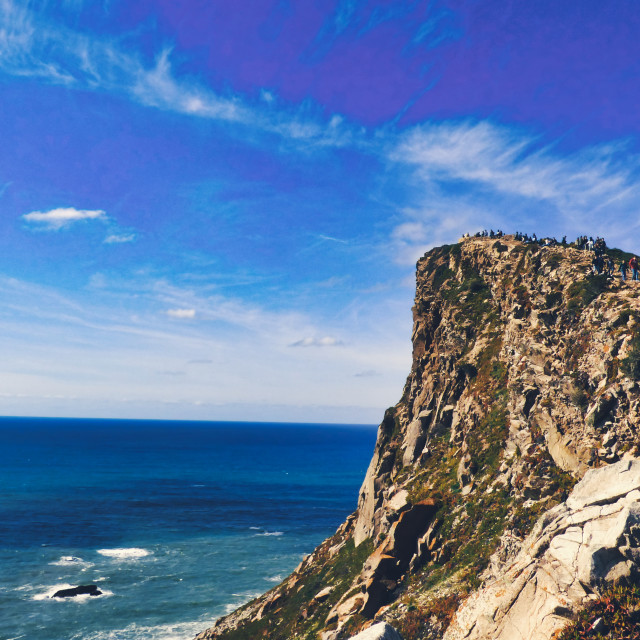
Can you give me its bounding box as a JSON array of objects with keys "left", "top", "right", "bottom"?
[
  {"left": 68, "top": 618, "right": 215, "bottom": 640},
  {"left": 254, "top": 530, "right": 283, "bottom": 537},
  {"left": 49, "top": 555, "right": 93, "bottom": 568},
  {"left": 97, "top": 548, "right": 151, "bottom": 560}
]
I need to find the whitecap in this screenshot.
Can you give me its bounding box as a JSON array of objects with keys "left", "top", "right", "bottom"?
[
  {"left": 265, "top": 574, "right": 283, "bottom": 583},
  {"left": 49, "top": 555, "right": 93, "bottom": 568},
  {"left": 254, "top": 530, "right": 283, "bottom": 537},
  {"left": 68, "top": 618, "right": 217, "bottom": 640},
  {"left": 97, "top": 547, "right": 151, "bottom": 560},
  {"left": 224, "top": 590, "right": 263, "bottom": 615}
]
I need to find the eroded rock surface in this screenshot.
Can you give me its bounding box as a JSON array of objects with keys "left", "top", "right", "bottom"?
[
  {"left": 444, "top": 459, "right": 640, "bottom": 640},
  {"left": 346, "top": 622, "right": 403, "bottom": 640}
]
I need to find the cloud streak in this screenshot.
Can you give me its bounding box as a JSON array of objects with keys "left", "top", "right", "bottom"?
[
  {"left": 166, "top": 308, "right": 196, "bottom": 319},
  {"left": 387, "top": 120, "right": 640, "bottom": 263},
  {"left": 104, "top": 233, "right": 136, "bottom": 244},
  {"left": 0, "top": 1, "right": 356, "bottom": 148},
  {"left": 289, "top": 336, "right": 344, "bottom": 347}
]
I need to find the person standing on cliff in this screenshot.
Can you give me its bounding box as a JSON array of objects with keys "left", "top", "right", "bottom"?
[
  {"left": 630, "top": 256, "right": 639, "bottom": 281},
  {"left": 620, "top": 259, "right": 628, "bottom": 281}
]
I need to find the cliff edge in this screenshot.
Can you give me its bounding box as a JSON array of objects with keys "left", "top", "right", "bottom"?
[{"left": 196, "top": 235, "right": 640, "bottom": 640}]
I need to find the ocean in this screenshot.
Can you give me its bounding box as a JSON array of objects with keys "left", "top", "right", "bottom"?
[{"left": 0, "top": 417, "right": 377, "bottom": 640}]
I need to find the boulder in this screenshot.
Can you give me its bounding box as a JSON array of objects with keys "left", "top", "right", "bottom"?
[
  {"left": 443, "top": 459, "right": 640, "bottom": 640},
  {"left": 347, "top": 621, "right": 403, "bottom": 640},
  {"left": 53, "top": 584, "right": 102, "bottom": 598}
]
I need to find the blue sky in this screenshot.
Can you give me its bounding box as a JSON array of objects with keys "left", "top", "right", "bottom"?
[{"left": 1, "top": 0, "right": 640, "bottom": 423}]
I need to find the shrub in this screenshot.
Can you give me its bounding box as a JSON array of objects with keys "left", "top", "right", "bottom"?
[
  {"left": 555, "top": 582, "right": 640, "bottom": 640},
  {"left": 570, "top": 387, "right": 589, "bottom": 412},
  {"left": 566, "top": 275, "right": 609, "bottom": 314},
  {"left": 545, "top": 291, "right": 563, "bottom": 308},
  {"left": 621, "top": 334, "right": 640, "bottom": 380},
  {"left": 395, "top": 595, "right": 461, "bottom": 640}
]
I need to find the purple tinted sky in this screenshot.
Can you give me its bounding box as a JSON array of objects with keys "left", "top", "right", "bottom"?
[
  {"left": 1, "top": 0, "right": 639, "bottom": 422},
  {"left": 110, "top": 0, "right": 640, "bottom": 140}
]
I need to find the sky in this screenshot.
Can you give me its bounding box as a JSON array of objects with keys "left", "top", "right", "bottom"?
[{"left": 1, "top": 0, "right": 640, "bottom": 423}]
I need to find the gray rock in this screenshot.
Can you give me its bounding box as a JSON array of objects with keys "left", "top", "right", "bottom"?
[
  {"left": 444, "top": 459, "right": 640, "bottom": 640},
  {"left": 347, "top": 621, "right": 403, "bottom": 640}
]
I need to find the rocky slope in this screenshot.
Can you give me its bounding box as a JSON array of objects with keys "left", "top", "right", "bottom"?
[{"left": 195, "top": 235, "right": 640, "bottom": 640}]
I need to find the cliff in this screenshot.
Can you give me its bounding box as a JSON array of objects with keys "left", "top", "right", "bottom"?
[{"left": 195, "top": 236, "right": 640, "bottom": 640}]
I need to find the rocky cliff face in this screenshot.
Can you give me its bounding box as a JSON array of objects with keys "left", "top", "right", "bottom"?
[{"left": 195, "top": 236, "right": 640, "bottom": 640}]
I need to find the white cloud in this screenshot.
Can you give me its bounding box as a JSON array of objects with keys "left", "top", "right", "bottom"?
[
  {"left": 387, "top": 120, "right": 640, "bottom": 261},
  {"left": 130, "top": 47, "right": 247, "bottom": 123},
  {"left": 22, "top": 207, "right": 106, "bottom": 230},
  {"left": 289, "top": 336, "right": 344, "bottom": 347},
  {"left": 393, "top": 121, "right": 637, "bottom": 213},
  {"left": 166, "top": 308, "right": 196, "bottom": 319},
  {"left": 104, "top": 233, "right": 136, "bottom": 244},
  {"left": 260, "top": 89, "right": 275, "bottom": 103}
]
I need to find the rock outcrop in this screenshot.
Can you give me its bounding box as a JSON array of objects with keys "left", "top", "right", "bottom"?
[
  {"left": 53, "top": 584, "right": 102, "bottom": 598},
  {"left": 195, "top": 236, "right": 640, "bottom": 640},
  {"left": 444, "top": 459, "right": 640, "bottom": 640},
  {"left": 347, "top": 622, "right": 403, "bottom": 640}
]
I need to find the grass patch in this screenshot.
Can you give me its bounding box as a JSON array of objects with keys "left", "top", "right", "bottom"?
[
  {"left": 606, "top": 247, "right": 634, "bottom": 264},
  {"left": 395, "top": 594, "right": 461, "bottom": 640},
  {"left": 621, "top": 333, "right": 640, "bottom": 381},
  {"left": 566, "top": 275, "right": 609, "bottom": 314},
  {"left": 432, "top": 263, "right": 455, "bottom": 290},
  {"left": 214, "top": 538, "right": 374, "bottom": 640},
  {"left": 440, "top": 263, "right": 493, "bottom": 328}
]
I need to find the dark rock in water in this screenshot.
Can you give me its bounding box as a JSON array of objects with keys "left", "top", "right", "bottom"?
[{"left": 53, "top": 584, "right": 102, "bottom": 598}]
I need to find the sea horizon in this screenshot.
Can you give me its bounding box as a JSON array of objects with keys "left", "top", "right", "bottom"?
[{"left": 0, "top": 414, "right": 379, "bottom": 427}]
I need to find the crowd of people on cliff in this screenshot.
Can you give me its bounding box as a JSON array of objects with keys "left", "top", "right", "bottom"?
[
  {"left": 463, "top": 229, "right": 506, "bottom": 239},
  {"left": 513, "top": 232, "right": 569, "bottom": 246},
  {"left": 464, "top": 230, "right": 640, "bottom": 283}
]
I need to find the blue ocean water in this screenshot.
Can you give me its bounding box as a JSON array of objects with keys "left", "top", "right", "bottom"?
[{"left": 0, "top": 417, "right": 377, "bottom": 640}]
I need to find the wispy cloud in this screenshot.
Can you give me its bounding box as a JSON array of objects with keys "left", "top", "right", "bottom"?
[
  {"left": 318, "top": 234, "right": 349, "bottom": 244},
  {"left": 104, "top": 232, "right": 136, "bottom": 244},
  {"left": 387, "top": 120, "right": 640, "bottom": 261},
  {"left": 166, "top": 308, "right": 196, "bottom": 319},
  {"left": 289, "top": 336, "right": 344, "bottom": 347},
  {"left": 0, "top": 1, "right": 357, "bottom": 147},
  {"left": 354, "top": 369, "right": 379, "bottom": 377},
  {"left": 21, "top": 206, "right": 137, "bottom": 243},
  {"left": 393, "top": 121, "right": 637, "bottom": 212},
  {"left": 22, "top": 207, "right": 106, "bottom": 230},
  {"left": 0, "top": 273, "right": 411, "bottom": 422}
]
